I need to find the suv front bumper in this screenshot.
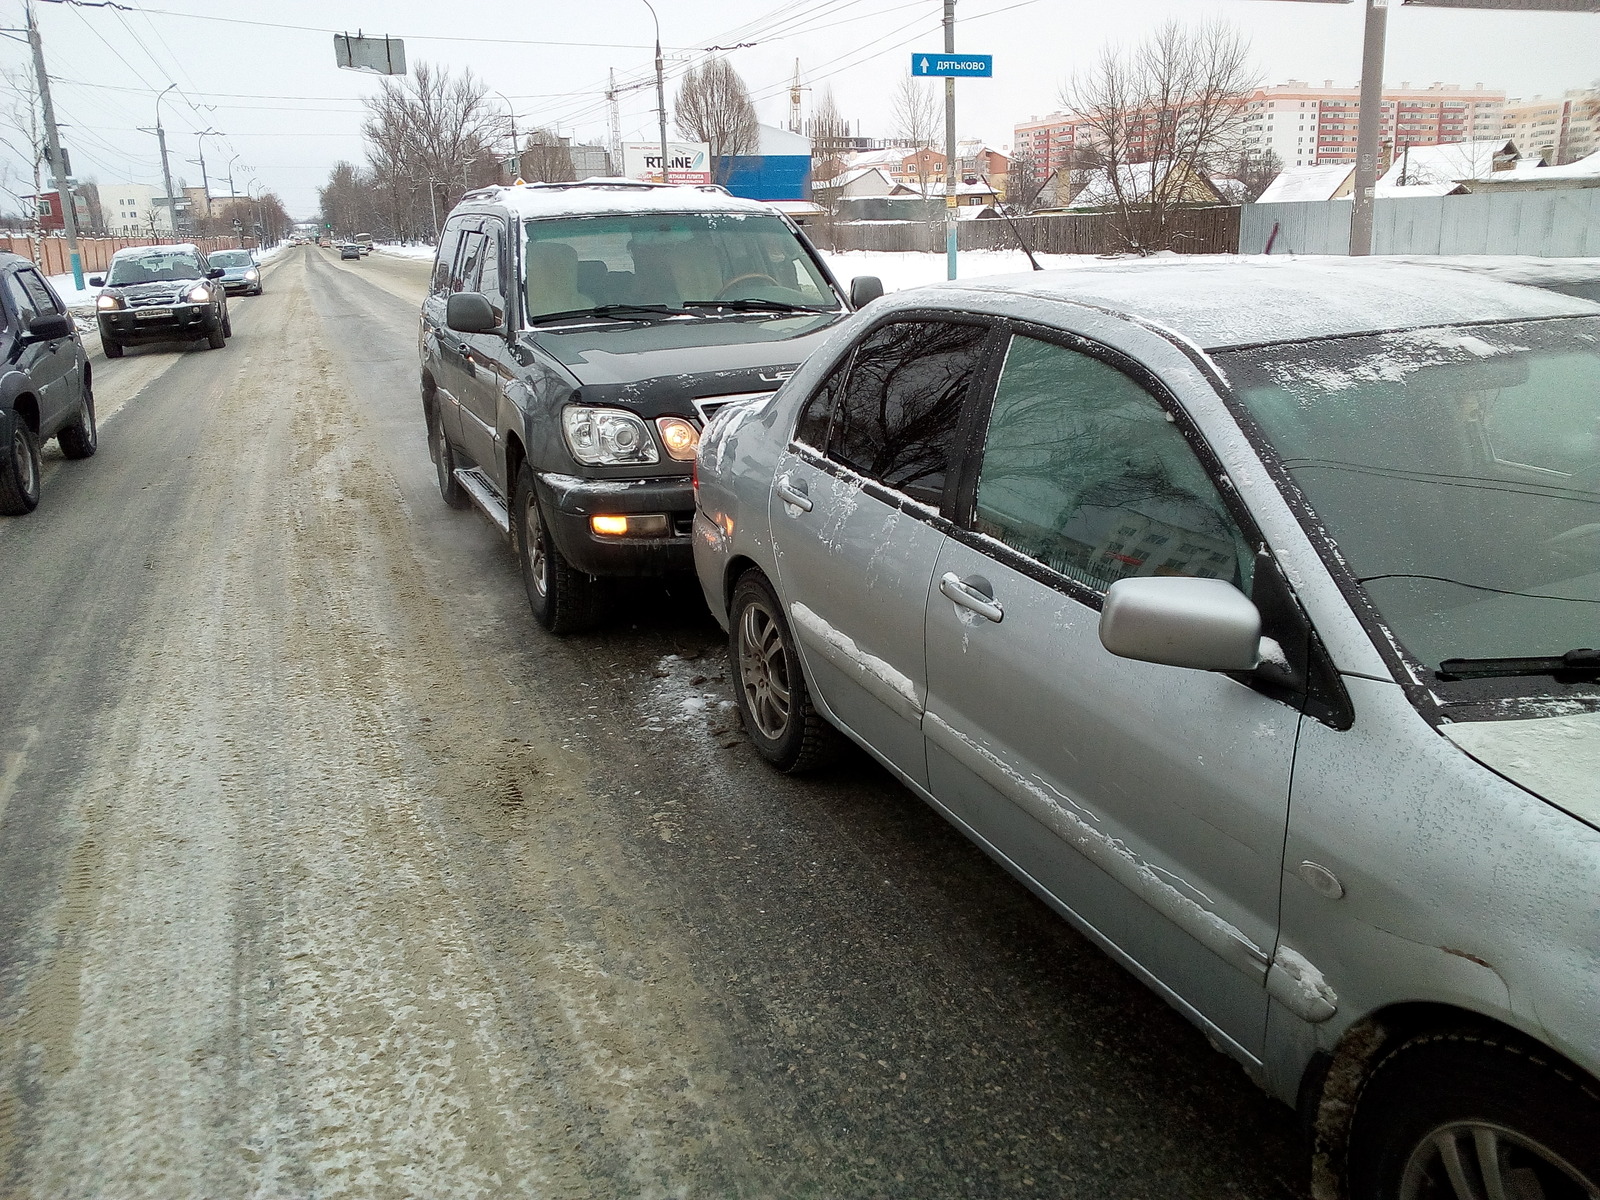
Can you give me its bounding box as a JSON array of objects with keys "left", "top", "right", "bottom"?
[
  {"left": 536, "top": 471, "right": 694, "bottom": 577},
  {"left": 99, "top": 303, "right": 217, "bottom": 344}
]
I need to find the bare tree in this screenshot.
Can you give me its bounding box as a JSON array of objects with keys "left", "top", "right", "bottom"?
[
  {"left": 1217, "top": 146, "right": 1282, "bottom": 202},
  {"left": 674, "top": 57, "right": 758, "bottom": 182},
  {"left": 891, "top": 74, "right": 940, "bottom": 194},
  {"left": 1006, "top": 146, "right": 1051, "bottom": 212},
  {"left": 518, "top": 128, "right": 576, "bottom": 184},
  {"left": 1062, "top": 20, "right": 1258, "bottom": 251}
]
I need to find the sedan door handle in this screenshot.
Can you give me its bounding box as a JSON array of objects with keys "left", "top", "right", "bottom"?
[
  {"left": 940, "top": 572, "right": 1004, "bottom": 623},
  {"left": 775, "top": 475, "right": 812, "bottom": 512}
]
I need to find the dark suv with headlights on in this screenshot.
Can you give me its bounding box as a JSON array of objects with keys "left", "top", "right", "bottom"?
[
  {"left": 419, "top": 179, "right": 881, "bottom": 633},
  {"left": 91, "top": 244, "right": 231, "bottom": 357}
]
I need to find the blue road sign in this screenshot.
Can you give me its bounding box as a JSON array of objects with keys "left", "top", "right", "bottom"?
[{"left": 911, "top": 53, "right": 993, "bottom": 78}]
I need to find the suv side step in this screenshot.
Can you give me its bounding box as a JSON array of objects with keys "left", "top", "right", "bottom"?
[{"left": 453, "top": 467, "right": 511, "bottom": 535}]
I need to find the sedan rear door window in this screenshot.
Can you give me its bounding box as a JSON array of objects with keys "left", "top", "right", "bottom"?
[
  {"left": 974, "top": 334, "right": 1254, "bottom": 595},
  {"left": 826, "top": 320, "right": 989, "bottom": 508}
]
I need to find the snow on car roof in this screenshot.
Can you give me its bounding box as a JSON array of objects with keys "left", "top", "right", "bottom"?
[
  {"left": 465, "top": 179, "right": 784, "bottom": 222},
  {"left": 913, "top": 256, "right": 1600, "bottom": 349}
]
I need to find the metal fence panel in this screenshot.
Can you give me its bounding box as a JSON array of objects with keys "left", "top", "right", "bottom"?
[{"left": 2, "top": 235, "right": 261, "bottom": 276}]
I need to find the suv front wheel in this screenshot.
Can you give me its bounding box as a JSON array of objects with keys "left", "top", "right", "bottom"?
[{"left": 513, "top": 464, "right": 603, "bottom": 634}]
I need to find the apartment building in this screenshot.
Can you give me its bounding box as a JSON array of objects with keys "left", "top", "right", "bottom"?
[
  {"left": 1500, "top": 88, "right": 1600, "bottom": 164},
  {"left": 100, "top": 183, "right": 174, "bottom": 236},
  {"left": 1017, "top": 80, "right": 1506, "bottom": 175},
  {"left": 1240, "top": 80, "right": 1504, "bottom": 169}
]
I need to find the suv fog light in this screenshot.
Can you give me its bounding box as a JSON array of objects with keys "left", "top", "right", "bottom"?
[
  {"left": 656, "top": 416, "right": 699, "bottom": 461},
  {"left": 590, "top": 513, "right": 670, "bottom": 537}
]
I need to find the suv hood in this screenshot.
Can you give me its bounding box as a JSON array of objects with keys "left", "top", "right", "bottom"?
[
  {"left": 107, "top": 278, "right": 205, "bottom": 303},
  {"left": 1443, "top": 711, "right": 1600, "bottom": 827},
  {"left": 529, "top": 311, "right": 844, "bottom": 408}
]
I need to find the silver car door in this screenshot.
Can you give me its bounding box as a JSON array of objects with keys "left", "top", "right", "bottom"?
[
  {"left": 769, "top": 318, "right": 992, "bottom": 788},
  {"left": 921, "top": 331, "right": 1300, "bottom": 1062}
]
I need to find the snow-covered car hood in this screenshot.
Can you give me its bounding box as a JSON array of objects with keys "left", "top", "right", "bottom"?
[{"left": 1443, "top": 712, "right": 1600, "bottom": 827}]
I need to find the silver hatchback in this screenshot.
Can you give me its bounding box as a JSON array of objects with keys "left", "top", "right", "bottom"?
[{"left": 692, "top": 259, "right": 1600, "bottom": 1199}]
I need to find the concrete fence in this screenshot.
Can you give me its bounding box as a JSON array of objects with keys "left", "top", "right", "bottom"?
[
  {"left": 1242, "top": 190, "right": 1600, "bottom": 257},
  {"left": 2, "top": 235, "right": 261, "bottom": 277}
]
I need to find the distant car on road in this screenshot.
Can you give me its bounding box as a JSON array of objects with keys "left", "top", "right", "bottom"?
[
  {"left": 207, "top": 248, "right": 263, "bottom": 296},
  {"left": 0, "top": 251, "right": 96, "bottom": 515},
  {"left": 693, "top": 258, "right": 1600, "bottom": 1200},
  {"left": 339, "top": 243, "right": 361, "bottom": 261},
  {"left": 419, "top": 179, "right": 881, "bottom": 633},
  {"left": 90, "top": 244, "right": 231, "bottom": 358}
]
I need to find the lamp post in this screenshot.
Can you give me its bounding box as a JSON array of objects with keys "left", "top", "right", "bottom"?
[
  {"left": 640, "top": 0, "right": 669, "bottom": 182},
  {"left": 247, "top": 178, "right": 265, "bottom": 245},
  {"left": 154, "top": 84, "right": 179, "bottom": 235},
  {"left": 495, "top": 91, "right": 518, "bottom": 182}
]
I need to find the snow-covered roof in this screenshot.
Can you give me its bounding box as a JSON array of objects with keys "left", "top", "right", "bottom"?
[
  {"left": 841, "top": 148, "right": 910, "bottom": 170},
  {"left": 1377, "top": 138, "right": 1518, "bottom": 186},
  {"left": 1374, "top": 181, "right": 1465, "bottom": 198},
  {"left": 765, "top": 200, "right": 827, "bottom": 216},
  {"left": 1258, "top": 163, "right": 1355, "bottom": 204},
  {"left": 814, "top": 165, "right": 894, "bottom": 190},
  {"left": 461, "top": 180, "right": 779, "bottom": 221},
  {"left": 1468, "top": 149, "right": 1600, "bottom": 184},
  {"left": 914, "top": 179, "right": 1000, "bottom": 198},
  {"left": 889, "top": 257, "right": 1599, "bottom": 350},
  {"left": 1066, "top": 160, "right": 1221, "bottom": 209},
  {"left": 752, "top": 123, "right": 811, "bottom": 156}
]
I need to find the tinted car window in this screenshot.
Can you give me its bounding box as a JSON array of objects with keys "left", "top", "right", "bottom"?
[
  {"left": 478, "top": 220, "right": 506, "bottom": 321},
  {"left": 210, "top": 250, "right": 253, "bottom": 268},
  {"left": 454, "top": 230, "right": 487, "bottom": 295},
  {"left": 793, "top": 355, "right": 850, "bottom": 450},
  {"left": 974, "top": 334, "right": 1253, "bottom": 595},
  {"left": 5, "top": 273, "right": 39, "bottom": 324},
  {"left": 107, "top": 252, "right": 204, "bottom": 285},
  {"left": 828, "top": 320, "right": 988, "bottom": 507},
  {"left": 18, "top": 269, "right": 62, "bottom": 315}
]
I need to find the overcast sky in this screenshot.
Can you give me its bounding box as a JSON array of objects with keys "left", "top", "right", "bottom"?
[{"left": 3, "top": 0, "right": 1596, "bottom": 218}]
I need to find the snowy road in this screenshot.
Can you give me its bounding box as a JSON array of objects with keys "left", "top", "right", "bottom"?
[{"left": 0, "top": 245, "right": 1305, "bottom": 1198}]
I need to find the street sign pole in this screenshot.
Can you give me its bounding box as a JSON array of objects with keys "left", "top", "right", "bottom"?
[{"left": 944, "top": 0, "right": 956, "bottom": 280}]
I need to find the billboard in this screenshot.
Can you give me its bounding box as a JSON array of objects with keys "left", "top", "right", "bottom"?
[{"left": 622, "top": 142, "right": 713, "bottom": 185}]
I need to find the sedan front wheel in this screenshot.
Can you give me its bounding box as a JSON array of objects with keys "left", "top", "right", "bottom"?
[{"left": 729, "top": 570, "right": 838, "bottom": 773}]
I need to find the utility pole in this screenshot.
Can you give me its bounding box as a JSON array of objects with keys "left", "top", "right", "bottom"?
[
  {"left": 24, "top": 0, "right": 83, "bottom": 288},
  {"left": 139, "top": 84, "right": 182, "bottom": 239},
  {"left": 641, "top": 0, "right": 669, "bottom": 183},
  {"left": 494, "top": 92, "right": 517, "bottom": 182},
  {"left": 607, "top": 69, "right": 622, "bottom": 174},
  {"left": 194, "top": 129, "right": 219, "bottom": 217},
  {"left": 944, "top": 0, "right": 957, "bottom": 280},
  {"left": 788, "top": 59, "right": 804, "bottom": 134},
  {"left": 1348, "top": 0, "right": 1387, "bottom": 256}
]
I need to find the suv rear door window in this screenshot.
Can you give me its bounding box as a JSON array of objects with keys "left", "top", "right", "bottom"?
[
  {"left": 974, "top": 334, "right": 1253, "bottom": 594},
  {"left": 826, "top": 320, "right": 989, "bottom": 507}
]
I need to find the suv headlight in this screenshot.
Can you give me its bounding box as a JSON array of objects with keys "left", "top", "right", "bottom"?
[
  {"left": 96, "top": 293, "right": 123, "bottom": 311},
  {"left": 186, "top": 284, "right": 210, "bottom": 303},
  {"left": 244, "top": 269, "right": 259, "bottom": 281},
  {"left": 561, "top": 406, "right": 659, "bottom": 466}
]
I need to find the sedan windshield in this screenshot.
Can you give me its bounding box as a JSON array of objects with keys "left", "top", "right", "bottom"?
[
  {"left": 1217, "top": 317, "right": 1600, "bottom": 674},
  {"left": 522, "top": 212, "right": 839, "bottom": 320},
  {"left": 209, "top": 251, "right": 253, "bottom": 268},
  {"left": 107, "top": 252, "right": 204, "bottom": 285}
]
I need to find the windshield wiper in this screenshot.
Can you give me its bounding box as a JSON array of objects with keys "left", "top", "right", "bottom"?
[
  {"left": 529, "top": 304, "right": 686, "bottom": 325},
  {"left": 1437, "top": 648, "right": 1600, "bottom": 681},
  {"left": 682, "top": 299, "right": 828, "bottom": 313}
]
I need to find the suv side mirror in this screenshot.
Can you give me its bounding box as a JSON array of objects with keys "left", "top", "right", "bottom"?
[
  {"left": 849, "top": 276, "right": 884, "bottom": 308},
  {"left": 446, "top": 291, "right": 501, "bottom": 334},
  {"left": 207, "top": 267, "right": 225, "bottom": 279},
  {"left": 88, "top": 275, "right": 105, "bottom": 287},
  {"left": 1099, "top": 576, "right": 1262, "bottom": 672},
  {"left": 23, "top": 312, "right": 73, "bottom": 342}
]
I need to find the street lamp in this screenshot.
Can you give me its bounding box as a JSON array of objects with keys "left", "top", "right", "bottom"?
[
  {"left": 494, "top": 91, "right": 518, "bottom": 182},
  {"left": 640, "top": 0, "right": 669, "bottom": 182}
]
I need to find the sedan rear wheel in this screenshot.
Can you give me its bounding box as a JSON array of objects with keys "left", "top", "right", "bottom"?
[{"left": 729, "top": 570, "right": 838, "bottom": 772}]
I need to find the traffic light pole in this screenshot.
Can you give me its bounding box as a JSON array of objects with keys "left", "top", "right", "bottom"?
[{"left": 25, "top": 0, "right": 82, "bottom": 289}]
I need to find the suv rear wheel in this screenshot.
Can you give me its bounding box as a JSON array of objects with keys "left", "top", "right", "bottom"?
[
  {"left": 1347, "top": 1027, "right": 1600, "bottom": 1200},
  {"left": 514, "top": 464, "right": 603, "bottom": 634},
  {"left": 0, "top": 409, "right": 42, "bottom": 515}
]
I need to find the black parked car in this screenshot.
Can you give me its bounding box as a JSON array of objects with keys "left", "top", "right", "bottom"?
[
  {"left": 419, "top": 179, "right": 881, "bottom": 633},
  {"left": 91, "top": 244, "right": 231, "bottom": 358},
  {"left": 0, "top": 252, "right": 96, "bottom": 515}
]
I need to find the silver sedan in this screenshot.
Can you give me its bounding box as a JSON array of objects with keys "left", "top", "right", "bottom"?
[{"left": 692, "top": 258, "right": 1600, "bottom": 1200}]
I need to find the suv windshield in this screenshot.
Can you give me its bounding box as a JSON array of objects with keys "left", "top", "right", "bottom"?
[
  {"left": 522, "top": 212, "right": 839, "bottom": 320},
  {"left": 1217, "top": 317, "right": 1600, "bottom": 675},
  {"left": 209, "top": 251, "right": 253, "bottom": 268},
  {"left": 107, "top": 252, "right": 205, "bottom": 285}
]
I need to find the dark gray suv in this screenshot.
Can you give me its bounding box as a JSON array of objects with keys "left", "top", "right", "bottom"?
[
  {"left": 91, "top": 243, "right": 230, "bottom": 357},
  {"left": 0, "top": 252, "right": 95, "bottom": 515},
  {"left": 419, "top": 180, "right": 880, "bottom": 633}
]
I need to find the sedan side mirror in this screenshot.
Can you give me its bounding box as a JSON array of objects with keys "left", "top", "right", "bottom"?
[
  {"left": 88, "top": 275, "right": 105, "bottom": 287},
  {"left": 849, "top": 276, "right": 884, "bottom": 308},
  {"left": 207, "top": 267, "right": 225, "bottom": 279},
  {"left": 1099, "top": 576, "right": 1263, "bottom": 672},
  {"left": 22, "top": 312, "right": 73, "bottom": 342},
  {"left": 446, "top": 291, "right": 501, "bottom": 334}
]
